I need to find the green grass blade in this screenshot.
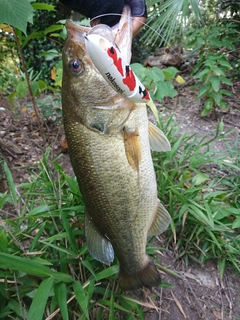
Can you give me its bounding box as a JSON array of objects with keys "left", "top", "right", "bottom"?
[
  {"left": 54, "top": 282, "right": 69, "bottom": 320},
  {"left": 0, "top": 253, "right": 72, "bottom": 282},
  {"left": 4, "top": 162, "right": 17, "bottom": 205},
  {"left": 60, "top": 209, "right": 78, "bottom": 253},
  {"left": 95, "top": 265, "right": 119, "bottom": 281},
  {"left": 73, "top": 281, "right": 90, "bottom": 320},
  {"left": 109, "top": 294, "right": 115, "bottom": 320},
  {"left": 27, "top": 277, "right": 54, "bottom": 320}
]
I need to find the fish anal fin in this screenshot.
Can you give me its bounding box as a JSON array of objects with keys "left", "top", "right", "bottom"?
[
  {"left": 85, "top": 210, "right": 114, "bottom": 264},
  {"left": 148, "top": 200, "right": 171, "bottom": 236},
  {"left": 148, "top": 122, "right": 171, "bottom": 152},
  {"left": 119, "top": 260, "right": 161, "bottom": 291},
  {"left": 123, "top": 127, "right": 141, "bottom": 172}
]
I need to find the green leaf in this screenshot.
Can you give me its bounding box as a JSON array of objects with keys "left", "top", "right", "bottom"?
[
  {"left": 0, "top": 253, "right": 72, "bottom": 282},
  {"left": 4, "top": 162, "right": 17, "bottom": 205},
  {"left": 208, "top": 91, "right": 222, "bottom": 105},
  {"left": 27, "top": 204, "right": 57, "bottom": 216},
  {"left": 54, "top": 282, "right": 69, "bottom": 320},
  {"left": 16, "top": 81, "right": 28, "bottom": 98},
  {"left": 218, "top": 76, "right": 232, "bottom": 86},
  {"left": 95, "top": 265, "right": 119, "bottom": 281},
  {"left": 8, "top": 299, "right": 23, "bottom": 317},
  {"left": 232, "top": 216, "right": 240, "bottom": 229},
  {"left": 0, "top": 0, "right": 34, "bottom": 35},
  {"left": 220, "top": 89, "right": 233, "bottom": 96},
  {"left": 150, "top": 67, "right": 165, "bottom": 81},
  {"left": 208, "top": 37, "right": 223, "bottom": 47},
  {"left": 163, "top": 67, "right": 178, "bottom": 80},
  {"left": 73, "top": 281, "right": 90, "bottom": 320},
  {"left": 31, "top": 3, "right": 55, "bottom": 11},
  {"left": 60, "top": 210, "right": 78, "bottom": 253},
  {"left": 44, "top": 24, "right": 63, "bottom": 34},
  {"left": 196, "top": 83, "right": 211, "bottom": 100},
  {"left": 192, "top": 172, "right": 209, "bottom": 185},
  {"left": 219, "top": 101, "right": 228, "bottom": 109},
  {"left": 210, "top": 76, "right": 220, "bottom": 92},
  {"left": 27, "top": 277, "right": 54, "bottom": 320},
  {"left": 201, "top": 98, "right": 214, "bottom": 116},
  {"left": 218, "top": 57, "right": 231, "bottom": 69}
]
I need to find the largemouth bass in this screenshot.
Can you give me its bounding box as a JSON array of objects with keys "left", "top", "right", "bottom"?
[{"left": 62, "top": 6, "right": 171, "bottom": 291}]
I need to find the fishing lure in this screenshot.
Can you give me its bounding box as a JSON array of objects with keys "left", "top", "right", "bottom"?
[{"left": 85, "top": 27, "right": 159, "bottom": 122}]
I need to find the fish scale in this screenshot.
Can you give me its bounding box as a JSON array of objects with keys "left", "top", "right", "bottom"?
[{"left": 62, "top": 6, "right": 172, "bottom": 290}]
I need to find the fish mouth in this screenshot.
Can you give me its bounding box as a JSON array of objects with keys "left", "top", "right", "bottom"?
[
  {"left": 66, "top": 20, "right": 89, "bottom": 44},
  {"left": 65, "top": 5, "right": 132, "bottom": 63}
]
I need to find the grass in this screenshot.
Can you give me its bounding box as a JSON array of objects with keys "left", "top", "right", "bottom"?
[
  {"left": 0, "top": 115, "right": 239, "bottom": 319},
  {"left": 155, "top": 116, "right": 240, "bottom": 278}
]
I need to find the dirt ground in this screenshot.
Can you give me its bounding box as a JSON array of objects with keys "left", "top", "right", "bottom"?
[{"left": 0, "top": 80, "right": 240, "bottom": 319}]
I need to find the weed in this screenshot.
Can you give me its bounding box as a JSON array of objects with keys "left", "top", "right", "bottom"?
[
  {"left": 0, "top": 115, "right": 239, "bottom": 318},
  {"left": 186, "top": 22, "right": 238, "bottom": 116},
  {"left": 155, "top": 116, "right": 240, "bottom": 277}
]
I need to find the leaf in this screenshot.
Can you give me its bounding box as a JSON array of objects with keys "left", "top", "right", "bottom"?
[
  {"left": 0, "top": 0, "right": 34, "bottom": 35},
  {"left": 150, "top": 67, "right": 165, "bottom": 81},
  {"left": 54, "top": 282, "right": 69, "bottom": 320},
  {"left": 4, "top": 162, "right": 17, "bottom": 204},
  {"left": 232, "top": 217, "right": 240, "bottom": 229},
  {"left": 31, "top": 3, "right": 55, "bottom": 11},
  {"left": 27, "top": 204, "right": 57, "bottom": 216},
  {"left": 73, "top": 281, "right": 90, "bottom": 320},
  {"left": 0, "top": 253, "right": 73, "bottom": 282},
  {"left": 201, "top": 98, "right": 214, "bottom": 116},
  {"left": 27, "top": 277, "right": 54, "bottom": 320},
  {"left": 218, "top": 76, "right": 232, "bottom": 86},
  {"left": 175, "top": 75, "right": 185, "bottom": 84},
  {"left": 192, "top": 172, "right": 209, "bottom": 185},
  {"left": 195, "top": 83, "right": 211, "bottom": 100},
  {"left": 210, "top": 76, "right": 220, "bottom": 92},
  {"left": 163, "top": 67, "right": 178, "bottom": 80},
  {"left": 210, "top": 92, "right": 222, "bottom": 105},
  {"left": 95, "top": 265, "right": 119, "bottom": 281},
  {"left": 44, "top": 24, "right": 63, "bottom": 34}
]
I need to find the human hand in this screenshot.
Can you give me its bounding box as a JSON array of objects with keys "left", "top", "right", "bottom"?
[{"left": 132, "top": 16, "right": 146, "bottom": 37}]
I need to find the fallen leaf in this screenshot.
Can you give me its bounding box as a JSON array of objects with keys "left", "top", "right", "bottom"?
[
  {"left": 176, "top": 75, "right": 186, "bottom": 84},
  {"left": 60, "top": 138, "right": 68, "bottom": 152},
  {"left": 22, "top": 106, "right": 27, "bottom": 113},
  {"left": 51, "top": 66, "right": 56, "bottom": 80},
  {"left": 171, "top": 290, "right": 187, "bottom": 318},
  {"left": 213, "top": 310, "right": 222, "bottom": 319}
]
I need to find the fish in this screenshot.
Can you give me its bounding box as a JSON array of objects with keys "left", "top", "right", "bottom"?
[{"left": 62, "top": 6, "right": 171, "bottom": 291}]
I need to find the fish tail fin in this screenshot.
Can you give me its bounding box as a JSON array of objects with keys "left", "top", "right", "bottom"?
[{"left": 119, "top": 261, "right": 161, "bottom": 291}]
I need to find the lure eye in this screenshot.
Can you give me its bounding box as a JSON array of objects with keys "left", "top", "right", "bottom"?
[{"left": 69, "top": 59, "right": 84, "bottom": 74}]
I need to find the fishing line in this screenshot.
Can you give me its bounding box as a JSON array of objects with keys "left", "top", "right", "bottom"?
[{"left": 83, "top": 12, "right": 192, "bottom": 70}]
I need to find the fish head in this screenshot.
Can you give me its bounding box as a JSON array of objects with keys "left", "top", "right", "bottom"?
[
  {"left": 62, "top": 6, "right": 133, "bottom": 106},
  {"left": 62, "top": 21, "right": 115, "bottom": 106},
  {"left": 62, "top": 6, "right": 135, "bottom": 132}
]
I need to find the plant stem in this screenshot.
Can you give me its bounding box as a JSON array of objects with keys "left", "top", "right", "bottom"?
[{"left": 12, "top": 27, "right": 43, "bottom": 136}]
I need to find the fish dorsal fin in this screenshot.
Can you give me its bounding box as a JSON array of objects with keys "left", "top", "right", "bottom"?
[
  {"left": 148, "top": 200, "right": 171, "bottom": 236},
  {"left": 114, "top": 5, "right": 132, "bottom": 63},
  {"left": 148, "top": 122, "right": 171, "bottom": 152},
  {"left": 85, "top": 210, "right": 114, "bottom": 264}
]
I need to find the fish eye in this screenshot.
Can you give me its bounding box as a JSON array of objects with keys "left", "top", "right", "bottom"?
[{"left": 69, "top": 59, "right": 84, "bottom": 74}]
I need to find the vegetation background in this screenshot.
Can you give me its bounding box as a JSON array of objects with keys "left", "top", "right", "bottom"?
[{"left": 0, "top": 0, "right": 239, "bottom": 319}]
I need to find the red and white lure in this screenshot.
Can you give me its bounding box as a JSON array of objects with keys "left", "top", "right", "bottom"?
[{"left": 84, "top": 28, "right": 159, "bottom": 121}]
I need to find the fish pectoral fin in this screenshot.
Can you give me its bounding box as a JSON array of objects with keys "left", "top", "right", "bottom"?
[
  {"left": 85, "top": 210, "right": 114, "bottom": 264},
  {"left": 148, "top": 200, "right": 172, "bottom": 236},
  {"left": 123, "top": 127, "right": 142, "bottom": 172},
  {"left": 148, "top": 121, "right": 171, "bottom": 152}
]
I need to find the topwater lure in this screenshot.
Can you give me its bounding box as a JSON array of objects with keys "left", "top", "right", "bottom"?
[{"left": 84, "top": 26, "right": 159, "bottom": 122}]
